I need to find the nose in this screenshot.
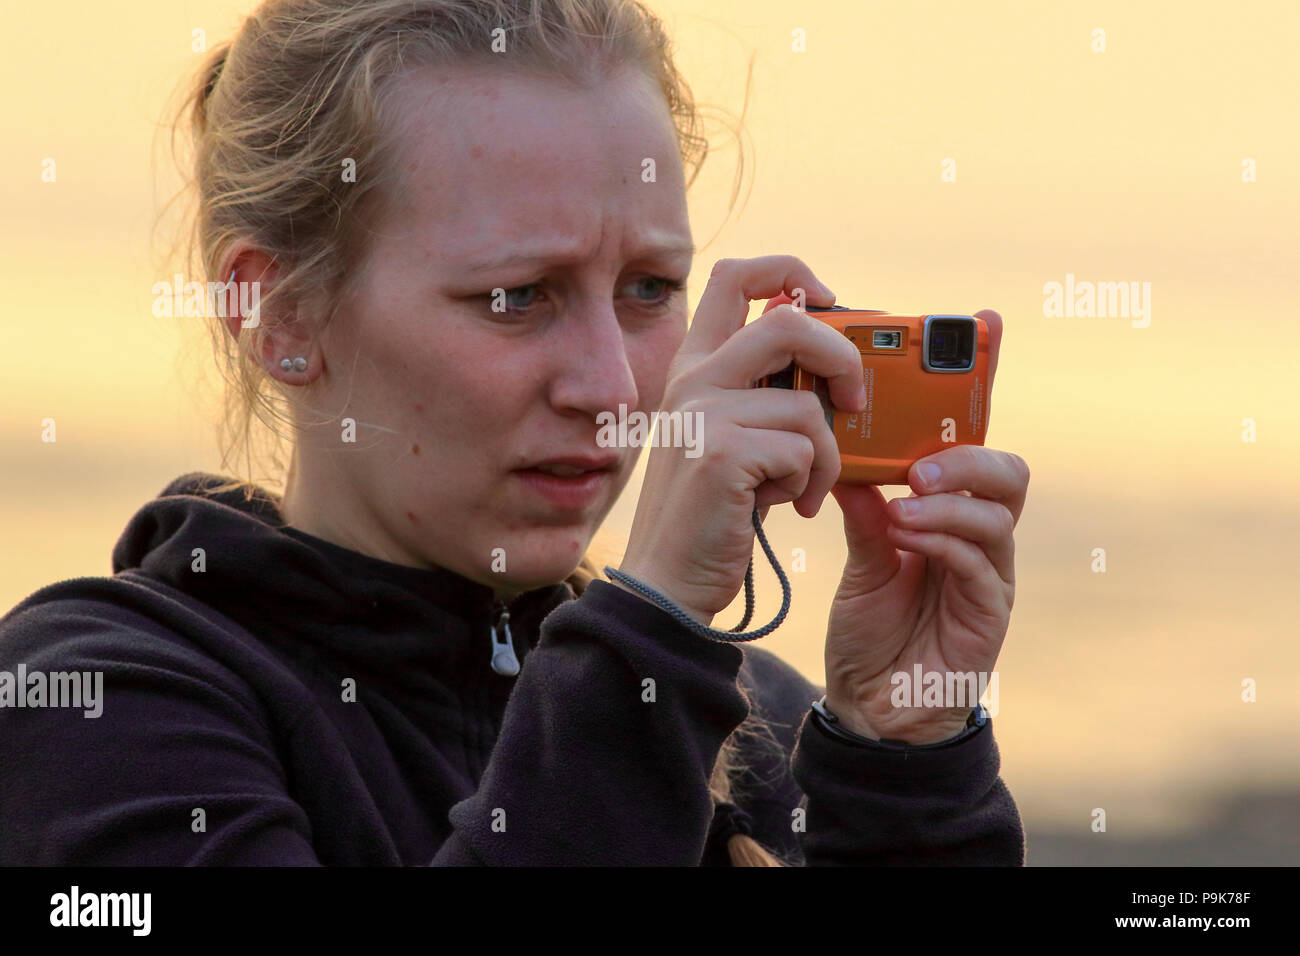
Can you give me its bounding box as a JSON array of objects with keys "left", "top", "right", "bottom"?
[{"left": 547, "top": 304, "right": 640, "bottom": 421}]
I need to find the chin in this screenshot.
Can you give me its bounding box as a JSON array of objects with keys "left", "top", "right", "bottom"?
[{"left": 493, "top": 529, "right": 594, "bottom": 587}]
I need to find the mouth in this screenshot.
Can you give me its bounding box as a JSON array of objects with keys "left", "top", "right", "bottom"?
[{"left": 512, "top": 456, "right": 620, "bottom": 510}]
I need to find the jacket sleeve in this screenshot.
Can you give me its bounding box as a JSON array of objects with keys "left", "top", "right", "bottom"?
[
  {"left": 788, "top": 707, "right": 1026, "bottom": 866},
  {"left": 431, "top": 580, "right": 749, "bottom": 865},
  {"left": 727, "top": 644, "right": 1023, "bottom": 866},
  {"left": 0, "top": 596, "right": 325, "bottom": 866}
]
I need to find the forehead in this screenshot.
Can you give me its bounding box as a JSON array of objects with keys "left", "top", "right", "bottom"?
[{"left": 377, "top": 65, "right": 690, "bottom": 262}]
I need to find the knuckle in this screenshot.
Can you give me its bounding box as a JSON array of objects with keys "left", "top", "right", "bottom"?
[
  {"left": 704, "top": 424, "right": 738, "bottom": 464},
  {"left": 841, "top": 336, "right": 865, "bottom": 367},
  {"left": 993, "top": 502, "right": 1016, "bottom": 536},
  {"left": 764, "top": 303, "right": 802, "bottom": 331},
  {"left": 796, "top": 388, "right": 824, "bottom": 417},
  {"left": 1010, "top": 452, "right": 1031, "bottom": 486},
  {"left": 795, "top": 435, "right": 816, "bottom": 470},
  {"left": 676, "top": 396, "right": 706, "bottom": 420},
  {"left": 708, "top": 257, "right": 737, "bottom": 279},
  {"left": 935, "top": 443, "right": 978, "bottom": 470},
  {"left": 814, "top": 437, "right": 842, "bottom": 477},
  {"left": 956, "top": 442, "right": 982, "bottom": 473}
]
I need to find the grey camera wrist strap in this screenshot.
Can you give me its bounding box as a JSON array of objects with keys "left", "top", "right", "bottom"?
[{"left": 604, "top": 507, "right": 791, "bottom": 643}]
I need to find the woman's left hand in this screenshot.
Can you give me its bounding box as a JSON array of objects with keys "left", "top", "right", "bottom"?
[{"left": 821, "top": 309, "right": 1030, "bottom": 744}]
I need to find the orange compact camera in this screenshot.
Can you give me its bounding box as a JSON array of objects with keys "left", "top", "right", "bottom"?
[{"left": 755, "top": 307, "right": 991, "bottom": 485}]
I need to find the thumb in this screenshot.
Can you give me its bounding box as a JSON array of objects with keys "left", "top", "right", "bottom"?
[{"left": 829, "top": 482, "right": 900, "bottom": 587}]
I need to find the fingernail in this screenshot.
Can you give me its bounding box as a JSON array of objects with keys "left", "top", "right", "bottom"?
[
  {"left": 917, "top": 462, "right": 941, "bottom": 487},
  {"left": 857, "top": 383, "right": 868, "bottom": 409},
  {"left": 817, "top": 281, "right": 835, "bottom": 298},
  {"left": 896, "top": 497, "right": 918, "bottom": 516}
]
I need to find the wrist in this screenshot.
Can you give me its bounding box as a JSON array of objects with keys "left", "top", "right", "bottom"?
[
  {"left": 819, "top": 694, "right": 978, "bottom": 747},
  {"left": 820, "top": 695, "right": 885, "bottom": 740},
  {"left": 607, "top": 568, "right": 713, "bottom": 626}
]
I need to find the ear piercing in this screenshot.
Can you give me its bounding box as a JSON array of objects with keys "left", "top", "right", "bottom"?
[{"left": 227, "top": 268, "right": 302, "bottom": 374}]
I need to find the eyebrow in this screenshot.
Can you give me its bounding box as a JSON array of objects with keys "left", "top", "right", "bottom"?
[{"left": 461, "top": 241, "right": 696, "bottom": 274}]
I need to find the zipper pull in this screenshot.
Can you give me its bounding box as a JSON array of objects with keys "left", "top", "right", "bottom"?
[{"left": 489, "top": 601, "right": 520, "bottom": 676}]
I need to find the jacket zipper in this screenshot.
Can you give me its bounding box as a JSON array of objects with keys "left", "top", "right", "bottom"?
[{"left": 489, "top": 600, "right": 520, "bottom": 676}]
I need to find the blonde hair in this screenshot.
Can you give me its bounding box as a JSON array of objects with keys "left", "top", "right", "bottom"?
[{"left": 165, "top": 0, "right": 787, "bottom": 866}]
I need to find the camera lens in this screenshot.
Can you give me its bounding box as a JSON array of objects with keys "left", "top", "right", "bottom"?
[
  {"left": 931, "top": 330, "right": 957, "bottom": 359},
  {"left": 927, "top": 318, "right": 974, "bottom": 370}
]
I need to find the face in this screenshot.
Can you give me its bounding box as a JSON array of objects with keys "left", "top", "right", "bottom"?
[{"left": 294, "top": 65, "right": 693, "bottom": 597}]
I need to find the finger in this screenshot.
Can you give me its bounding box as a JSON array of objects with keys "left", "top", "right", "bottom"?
[
  {"left": 738, "top": 428, "right": 817, "bottom": 510},
  {"left": 974, "top": 309, "right": 1002, "bottom": 386},
  {"left": 908, "top": 444, "right": 1030, "bottom": 526},
  {"left": 974, "top": 309, "right": 1003, "bottom": 431},
  {"left": 887, "top": 491, "right": 1015, "bottom": 586},
  {"left": 706, "top": 387, "right": 842, "bottom": 518},
  {"left": 829, "top": 482, "right": 900, "bottom": 591},
  {"left": 761, "top": 293, "right": 793, "bottom": 315},
  {"left": 688, "top": 304, "right": 864, "bottom": 413},
  {"left": 682, "top": 256, "right": 836, "bottom": 358},
  {"left": 764, "top": 294, "right": 884, "bottom": 317},
  {"left": 884, "top": 526, "right": 1010, "bottom": 620}
]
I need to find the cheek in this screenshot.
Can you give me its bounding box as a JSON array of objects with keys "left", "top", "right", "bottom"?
[
  {"left": 417, "top": 378, "right": 513, "bottom": 452},
  {"left": 365, "top": 318, "right": 507, "bottom": 431},
  {"left": 428, "top": 359, "right": 548, "bottom": 474},
  {"left": 633, "top": 318, "right": 687, "bottom": 410}
]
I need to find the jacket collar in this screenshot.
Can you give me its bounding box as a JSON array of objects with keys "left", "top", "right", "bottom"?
[{"left": 111, "top": 473, "right": 574, "bottom": 683}]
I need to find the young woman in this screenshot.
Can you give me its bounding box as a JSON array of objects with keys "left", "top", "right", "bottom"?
[{"left": 0, "top": 0, "right": 1029, "bottom": 866}]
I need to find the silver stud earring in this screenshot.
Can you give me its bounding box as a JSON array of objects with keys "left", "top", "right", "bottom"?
[
  {"left": 229, "top": 270, "right": 240, "bottom": 321},
  {"left": 280, "top": 357, "right": 307, "bottom": 372}
]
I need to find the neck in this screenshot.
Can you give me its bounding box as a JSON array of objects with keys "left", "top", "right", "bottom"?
[
  {"left": 280, "top": 455, "right": 415, "bottom": 567},
  {"left": 280, "top": 454, "right": 556, "bottom": 606}
]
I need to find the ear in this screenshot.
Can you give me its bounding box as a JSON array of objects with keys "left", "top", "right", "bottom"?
[{"left": 220, "top": 244, "right": 325, "bottom": 385}]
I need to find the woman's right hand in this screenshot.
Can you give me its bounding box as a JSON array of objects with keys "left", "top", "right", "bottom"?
[{"left": 613, "top": 255, "right": 868, "bottom": 624}]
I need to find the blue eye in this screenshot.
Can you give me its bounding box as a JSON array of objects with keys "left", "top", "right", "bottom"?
[
  {"left": 480, "top": 276, "right": 685, "bottom": 317},
  {"left": 496, "top": 285, "right": 541, "bottom": 312},
  {"left": 626, "top": 276, "right": 686, "bottom": 304}
]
